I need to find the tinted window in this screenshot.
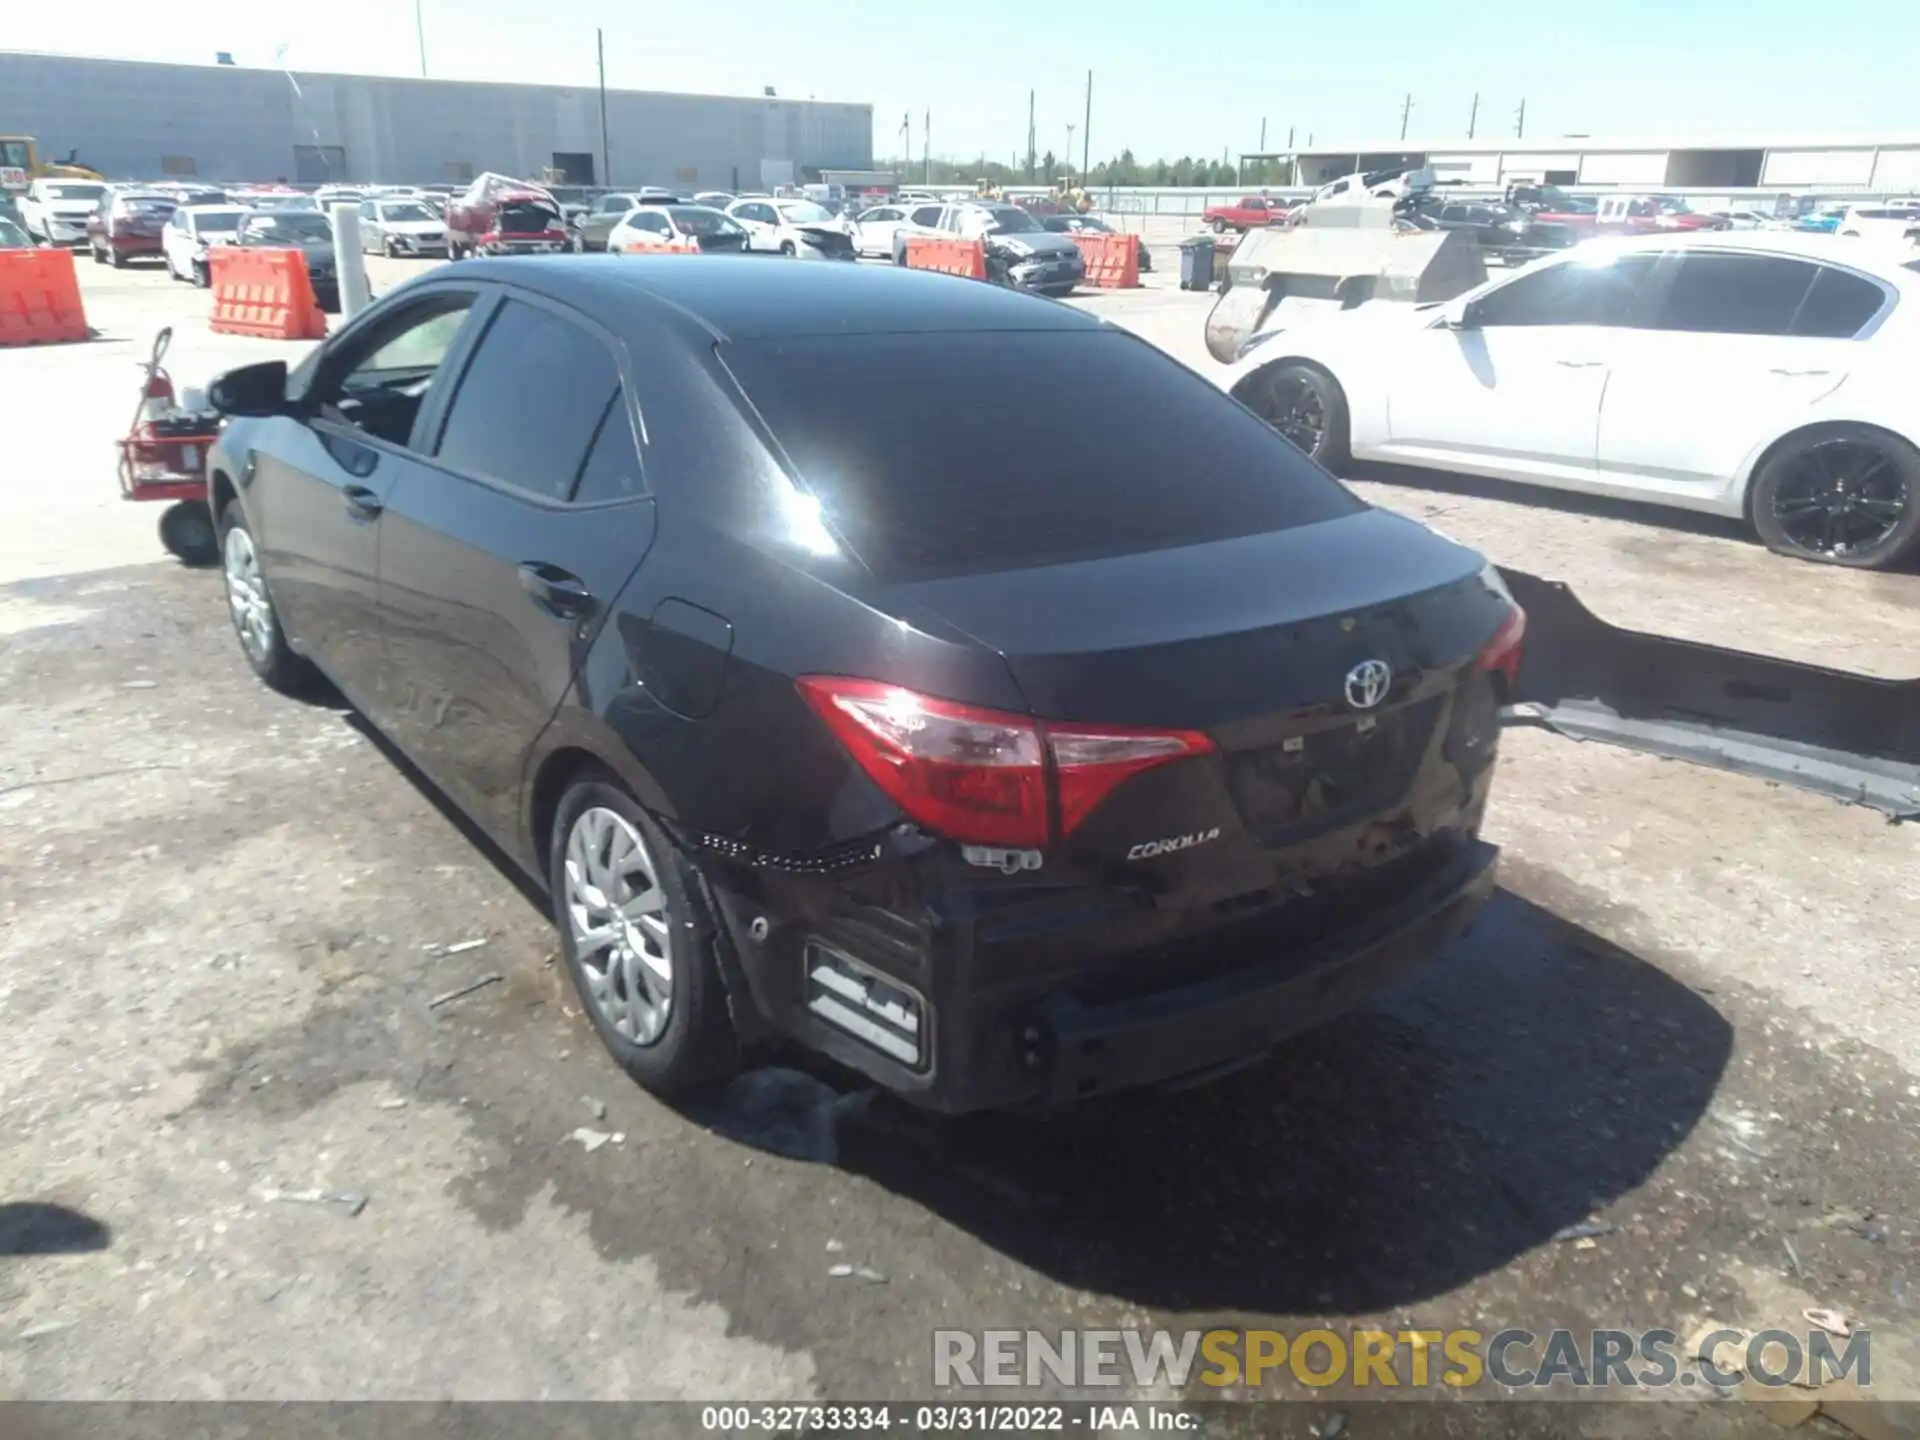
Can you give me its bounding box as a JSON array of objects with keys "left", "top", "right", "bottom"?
[
  {"left": 1473, "top": 255, "right": 1655, "bottom": 327},
  {"left": 911, "top": 205, "right": 944, "bottom": 226},
  {"left": 666, "top": 206, "right": 741, "bottom": 236},
  {"left": 1790, "top": 266, "right": 1886, "bottom": 338},
  {"left": 498, "top": 203, "right": 557, "bottom": 231},
  {"left": 194, "top": 212, "right": 242, "bottom": 233},
  {"left": 572, "top": 393, "right": 646, "bottom": 504},
  {"left": 436, "top": 300, "right": 620, "bottom": 500},
  {"left": 1642, "top": 252, "right": 1818, "bottom": 335},
  {"left": 721, "top": 330, "right": 1364, "bottom": 582}
]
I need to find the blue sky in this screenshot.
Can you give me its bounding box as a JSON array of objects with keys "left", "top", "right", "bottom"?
[{"left": 10, "top": 0, "right": 1919, "bottom": 161}]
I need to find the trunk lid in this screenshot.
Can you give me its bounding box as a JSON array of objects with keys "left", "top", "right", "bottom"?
[{"left": 881, "top": 510, "right": 1508, "bottom": 866}]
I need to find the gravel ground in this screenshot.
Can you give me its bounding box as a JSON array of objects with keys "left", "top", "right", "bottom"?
[{"left": 1, "top": 250, "right": 1915, "bottom": 1435}]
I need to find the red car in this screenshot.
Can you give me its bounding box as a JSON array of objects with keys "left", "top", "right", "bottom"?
[
  {"left": 445, "top": 186, "right": 569, "bottom": 259},
  {"left": 86, "top": 190, "right": 178, "bottom": 267},
  {"left": 1203, "top": 195, "right": 1287, "bottom": 233}
]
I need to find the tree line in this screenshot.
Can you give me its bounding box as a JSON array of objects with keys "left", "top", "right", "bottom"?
[{"left": 875, "top": 151, "right": 1300, "bottom": 188}]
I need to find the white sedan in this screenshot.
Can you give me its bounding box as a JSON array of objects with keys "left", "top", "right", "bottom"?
[
  {"left": 161, "top": 204, "right": 250, "bottom": 286},
  {"left": 849, "top": 201, "right": 938, "bottom": 259},
  {"left": 724, "top": 197, "right": 857, "bottom": 259},
  {"left": 1220, "top": 232, "right": 1920, "bottom": 569}
]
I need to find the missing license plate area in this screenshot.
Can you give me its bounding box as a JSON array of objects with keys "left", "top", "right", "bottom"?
[
  {"left": 803, "top": 941, "right": 928, "bottom": 1071},
  {"left": 1226, "top": 697, "right": 1441, "bottom": 841}
]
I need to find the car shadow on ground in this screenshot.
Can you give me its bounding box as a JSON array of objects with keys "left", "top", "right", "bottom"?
[
  {"left": 824, "top": 885, "right": 1731, "bottom": 1316},
  {"left": 0, "top": 1202, "right": 111, "bottom": 1256}
]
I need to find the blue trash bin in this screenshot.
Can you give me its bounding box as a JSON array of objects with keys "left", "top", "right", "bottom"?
[{"left": 1178, "top": 235, "right": 1216, "bottom": 292}]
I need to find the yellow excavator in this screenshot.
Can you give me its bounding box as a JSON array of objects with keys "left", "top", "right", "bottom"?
[{"left": 1, "top": 137, "right": 104, "bottom": 192}]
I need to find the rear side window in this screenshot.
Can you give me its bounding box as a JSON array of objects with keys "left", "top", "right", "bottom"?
[
  {"left": 1640, "top": 252, "right": 1820, "bottom": 335},
  {"left": 720, "top": 330, "right": 1364, "bottom": 582},
  {"left": 572, "top": 393, "right": 645, "bottom": 504},
  {"left": 436, "top": 299, "right": 620, "bottom": 501}
]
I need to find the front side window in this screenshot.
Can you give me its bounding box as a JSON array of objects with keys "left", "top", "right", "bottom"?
[
  {"left": 315, "top": 295, "right": 479, "bottom": 448},
  {"left": 434, "top": 299, "right": 621, "bottom": 501},
  {"left": 1471, "top": 255, "right": 1656, "bottom": 328}
]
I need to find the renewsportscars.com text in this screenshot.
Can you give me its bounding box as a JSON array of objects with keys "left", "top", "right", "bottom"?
[{"left": 933, "top": 1327, "right": 1871, "bottom": 1391}]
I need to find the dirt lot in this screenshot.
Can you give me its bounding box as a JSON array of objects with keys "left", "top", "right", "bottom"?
[{"left": 2, "top": 251, "right": 1917, "bottom": 1431}]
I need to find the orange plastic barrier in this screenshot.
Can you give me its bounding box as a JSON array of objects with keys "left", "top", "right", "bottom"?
[
  {"left": 905, "top": 237, "right": 988, "bottom": 280},
  {"left": 1071, "top": 232, "right": 1141, "bottom": 289},
  {"left": 209, "top": 248, "right": 327, "bottom": 341},
  {"left": 0, "top": 246, "right": 89, "bottom": 346}
]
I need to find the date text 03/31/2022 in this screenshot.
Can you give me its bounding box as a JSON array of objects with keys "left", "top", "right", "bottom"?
[{"left": 700, "top": 1405, "right": 1198, "bottom": 1432}]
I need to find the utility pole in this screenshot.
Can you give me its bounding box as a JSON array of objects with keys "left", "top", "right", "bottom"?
[
  {"left": 1081, "top": 69, "right": 1092, "bottom": 185},
  {"left": 923, "top": 108, "right": 930, "bottom": 184},
  {"left": 1515, "top": 98, "right": 1527, "bottom": 139},
  {"left": 596, "top": 28, "right": 609, "bottom": 185},
  {"left": 1066, "top": 124, "right": 1076, "bottom": 184},
  {"left": 1259, "top": 117, "right": 1267, "bottom": 151},
  {"left": 1467, "top": 92, "right": 1478, "bottom": 140},
  {"left": 1026, "top": 90, "right": 1036, "bottom": 181},
  {"left": 901, "top": 112, "right": 910, "bottom": 168},
  {"left": 415, "top": 0, "right": 428, "bottom": 77},
  {"left": 1399, "top": 92, "right": 1414, "bottom": 142}
]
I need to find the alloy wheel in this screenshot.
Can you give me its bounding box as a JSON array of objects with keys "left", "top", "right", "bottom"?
[
  {"left": 1771, "top": 439, "right": 1909, "bottom": 559},
  {"left": 1261, "top": 372, "right": 1328, "bottom": 456},
  {"left": 222, "top": 525, "right": 273, "bottom": 663},
  {"left": 565, "top": 807, "right": 674, "bottom": 1046}
]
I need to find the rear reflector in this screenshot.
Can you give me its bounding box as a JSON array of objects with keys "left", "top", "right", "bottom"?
[{"left": 796, "top": 676, "right": 1212, "bottom": 848}]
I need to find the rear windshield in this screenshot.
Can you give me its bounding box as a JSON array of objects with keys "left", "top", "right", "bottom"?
[
  {"left": 194, "top": 211, "right": 242, "bottom": 232},
  {"left": 120, "top": 197, "right": 176, "bottom": 214},
  {"left": 47, "top": 183, "right": 105, "bottom": 200},
  {"left": 379, "top": 202, "right": 435, "bottom": 222},
  {"left": 499, "top": 203, "right": 558, "bottom": 230},
  {"left": 722, "top": 330, "right": 1363, "bottom": 582},
  {"left": 667, "top": 206, "right": 743, "bottom": 236}
]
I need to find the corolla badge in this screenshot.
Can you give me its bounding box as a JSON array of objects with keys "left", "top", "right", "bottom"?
[{"left": 1344, "top": 658, "right": 1393, "bottom": 710}]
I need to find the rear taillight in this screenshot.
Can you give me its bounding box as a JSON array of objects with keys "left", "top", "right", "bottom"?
[
  {"left": 1475, "top": 604, "right": 1526, "bottom": 692},
  {"left": 479, "top": 231, "right": 501, "bottom": 245},
  {"left": 796, "top": 676, "right": 1212, "bottom": 849}
]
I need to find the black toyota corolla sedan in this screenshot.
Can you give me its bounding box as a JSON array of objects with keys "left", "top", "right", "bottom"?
[{"left": 204, "top": 256, "right": 1522, "bottom": 1113}]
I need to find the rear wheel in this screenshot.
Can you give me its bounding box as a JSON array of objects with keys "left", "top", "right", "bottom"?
[
  {"left": 157, "top": 500, "right": 217, "bottom": 566},
  {"left": 1210, "top": 218, "right": 1227, "bottom": 234},
  {"left": 90, "top": 240, "right": 105, "bottom": 264},
  {"left": 1749, "top": 425, "right": 1920, "bottom": 570},
  {"left": 191, "top": 259, "right": 210, "bottom": 288},
  {"left": 549, "top": 775, "right": 739, "bottom": 1096},
  {"left": 1245, "top": 361, "right": 1352, "bottom": 472},
  {"left": 779, "top": 240, "right": 797, "bottom": 257},
  {"left": 108, "top": 245, "right": 125, "bottom": 269}
]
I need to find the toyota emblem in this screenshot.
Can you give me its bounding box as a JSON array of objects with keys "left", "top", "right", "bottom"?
[{"left": 1344, "top": 659, "right": 1392, "bottom": 710}]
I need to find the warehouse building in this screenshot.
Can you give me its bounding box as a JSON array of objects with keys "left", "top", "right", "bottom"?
[
  {"left": 0, "top": 51, "right": 874, "bottom": 190},
  {"left": 1245, "top": 133, "right": 1920, "bottom": 192}
]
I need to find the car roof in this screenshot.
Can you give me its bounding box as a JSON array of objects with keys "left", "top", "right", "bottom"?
[
  {"left": 442, "top": 256, "right": 1108, "bottom": 340},
  {"left": 1578, "top": 229, "right": 1920, "bottom": 282}
]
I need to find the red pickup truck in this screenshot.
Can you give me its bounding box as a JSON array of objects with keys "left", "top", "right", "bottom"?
[{"left": 1203, "top": 196, "right": 1287, "bottom": 233}]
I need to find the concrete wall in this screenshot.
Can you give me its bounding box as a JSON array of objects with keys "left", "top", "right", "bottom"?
[
  {"left": 0, "top": 53, "right": 872, "bottom": 187},
  {"left": 1577, "top": 152, "right": 1669, "bottom": 186}
]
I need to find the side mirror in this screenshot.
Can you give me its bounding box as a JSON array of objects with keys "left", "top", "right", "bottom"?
[{"left": 208, "top": 360, "right": 290, "bottom": 418}]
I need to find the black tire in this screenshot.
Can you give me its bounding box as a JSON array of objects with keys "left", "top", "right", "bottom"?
[
  {"left": 191, "top": 260, "right": 210, "bottom": 289},
  {"left": 90, "top": 241, "right": 105, "bottom": 265},
  {"left": 549, "top": 773, "right": 740, "bottom": 1096},
  {"left": 778, "top": 240, "right": 797, "bottom": 257},
  {"left": 1749, "top": 425, "right": 1920, "bottom": 570},
  {"left": 1246, "top": 361, "right": 1352, "bottom": 473},
  {"left": 215, "top": 503, "right": 317, "bottom": 694},
  {"left": 157, "top": 500, "right": 217, "bottom": 566},
  {"left": 383, "top": 237, "right": 398, "bottom": 258},
  {"left": 108, "top": 246, "right": 125, "bottom": 269},
  {"left": 1209, "top": 218, "right": 1227, "bottom": 234}
]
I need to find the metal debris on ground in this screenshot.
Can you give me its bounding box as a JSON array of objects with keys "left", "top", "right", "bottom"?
[
  {"left": 1551, "top": 1219, "right": 1616, "bottom": 1242},
  {"left": 375, "top": 1097, "right": 407, "bottom": 1110},
  {"left": 1784, "top": 1237, "right": 1804, "bottom": 1278},
  {"left": 442, "top": 938, "right": 489, "bottom": 956},
  {"left": 120, "top": 680, "right": 158, "bottom": 689},
  {"left": 19, "top": 1320, "right": 74, "bottom": 1340},
  {"left": 826, "top": 1239, "right": 845, "bottom": 1252},
  {"left": 569, "top": 1128, "right": 615, "bottom": 1153},
  {"left": 1803, "top": 1307, "right": 1854, "bottom": 1337},
  {"left": 262, "top": 1187, "right": 368, "bottom": 1217},
  {"left": 428, "top": 973, "right": 503, "bottom": 1009},
  {"left": 828, "top": 1263, "right": 888, "bottom": 1283}
]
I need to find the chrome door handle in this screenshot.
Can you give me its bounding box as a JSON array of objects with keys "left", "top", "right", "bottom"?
[
  {"left": 1769, "top": 368, "right": 1830, "bottom": 377},
  {"left": 1555, "top": 359, "right": 1605, "bottom": 368},
  {"left": 342, "top": 485, "right": 383, "bottom": 518}
]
